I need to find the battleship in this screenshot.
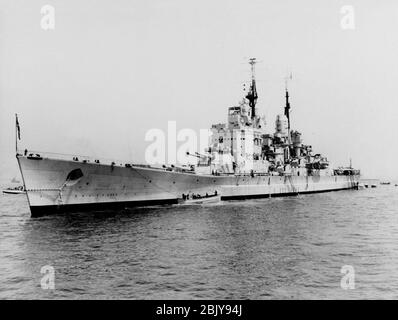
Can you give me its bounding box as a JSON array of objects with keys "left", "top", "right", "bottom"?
[{"left": 16, "top": 59, "right": 360, "bottom": 217}]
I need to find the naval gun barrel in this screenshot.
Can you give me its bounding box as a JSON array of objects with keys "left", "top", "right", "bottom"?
[{"left": 186, "top": 151, "right": 211, "bottom": 159}]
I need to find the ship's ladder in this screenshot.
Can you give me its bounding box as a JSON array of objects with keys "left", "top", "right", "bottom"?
[
  {"left": 57, "top": 189, "right": 64, "bottom": 205},
  {"left": 348, "top": 174, "right": 356, "bottom": 189},
  {"left": 287, "top": 175, "right": 299, "bottom": 195}
]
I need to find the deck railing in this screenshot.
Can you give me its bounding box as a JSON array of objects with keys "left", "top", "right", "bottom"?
[{"left": 17, "top": 149, "right": 139, "bottom": 167}]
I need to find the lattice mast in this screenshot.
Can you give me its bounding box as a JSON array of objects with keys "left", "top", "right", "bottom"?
[{"left": 245, "top": 58, "right": 258, "bottom": 120}]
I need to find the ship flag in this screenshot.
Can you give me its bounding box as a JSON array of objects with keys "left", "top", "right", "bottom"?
[{"left": 15, "top": 114, "right": 21, "bottom": 140}]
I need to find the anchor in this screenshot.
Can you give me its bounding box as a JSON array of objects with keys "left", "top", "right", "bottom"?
[{"left": 57, "top": 168, "right": 84, "bottom": 205}]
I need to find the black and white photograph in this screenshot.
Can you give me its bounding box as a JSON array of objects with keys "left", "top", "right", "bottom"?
[{"left": 0, "top": 0, "right": 398, "bottom": 307}]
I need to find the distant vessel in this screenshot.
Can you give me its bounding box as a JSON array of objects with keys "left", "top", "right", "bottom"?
[
  {"left": 357, "top": 183, "right": 365, "bottom": 190},
  {"left": 2, "top": 186, "right": 26, "bottom": 195},
  {"left": 16, "top": 59, "right": 360, "bottom": 217},
  {"left": 10, "top": 177, "right": 21, "bottom": 184},
  {"left": 380, "top": 182, "right": 391, "bottom": 185}
]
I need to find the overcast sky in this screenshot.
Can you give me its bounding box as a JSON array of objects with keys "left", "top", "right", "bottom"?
[{"left": 1, "top": 0, "right": 397, "bottom": 182}]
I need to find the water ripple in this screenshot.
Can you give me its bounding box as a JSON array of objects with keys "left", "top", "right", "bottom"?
[{"left": 1, "top": 186, "right": 398, "bottom": 299}]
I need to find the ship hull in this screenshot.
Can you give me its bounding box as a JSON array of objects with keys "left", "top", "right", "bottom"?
[{"left": 17, "top": 156, "right": 360, "bottom": 217}]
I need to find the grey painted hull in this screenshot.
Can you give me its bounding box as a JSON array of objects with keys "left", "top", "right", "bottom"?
[{"left": 17, "top": 156, "right": 360, "bottom": 217}]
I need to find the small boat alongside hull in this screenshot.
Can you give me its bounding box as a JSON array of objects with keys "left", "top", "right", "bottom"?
[
  {"left": 179, "top": 195, "right": 221, "bottom": 205},
  {"left": 2, "top": 189, "right": 26, "bottom": 195}
]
